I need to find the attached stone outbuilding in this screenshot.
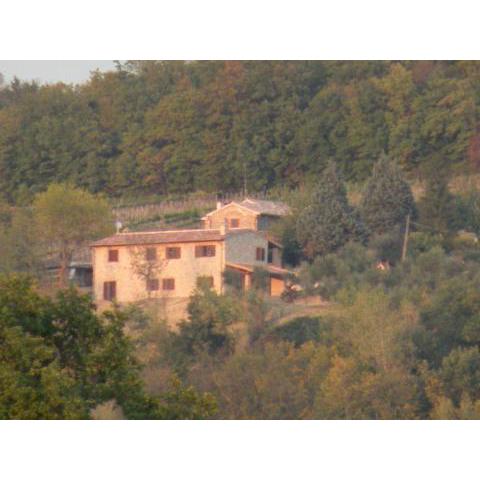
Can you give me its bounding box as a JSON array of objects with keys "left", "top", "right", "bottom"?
[{"left": 202, "top": 198, "right": 290, "bottom": 231}]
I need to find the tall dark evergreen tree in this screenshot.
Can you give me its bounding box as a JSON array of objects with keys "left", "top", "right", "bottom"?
[
  {"left": 419, "top": 165, "right": 456, "bottom": 236},
  {"left": 296, "top": 162, "right": 367, "bottom": 259},
  {"left": 360, "top": 152, "right": 416, "bottom": 234}
]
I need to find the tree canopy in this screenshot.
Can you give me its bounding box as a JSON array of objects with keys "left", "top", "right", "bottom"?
[
  {"left": 1, "top": 61, "right": 480, "bottom": 202},
  {"left": 0, "top": 275, "right": 216, "bottom": 419},
  {"left": 295, "top": 162, "right": 367, "bottom": 258},
  {"left": 32, "top": 183, "right": 113, "bottom": 285},
  {"left": 360, "top": 152, "right": 416, "bottom": 234}
]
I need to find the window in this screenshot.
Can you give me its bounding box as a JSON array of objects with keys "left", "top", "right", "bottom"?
[
  {"left": 197, "top": 276, "right": 214, "bottom": 288},
  {"left": 103, "top": 281, "right": 116, "bottom": 301},
  {"left": 108, "top": 249, "right": 119, "bottom": 262},
  {"left": 166, "top": 247, "right": 181, "bottom": 259},
  {"left": 229, "top": 218, "right": 240, "bottom": 228},
  {"left": 146, "top": 247, "right": 157, "bottom": 261},
  {"left": 195, "top": 245, "right": 216, "bottom": 257},
  {"left": 256, "top": 247, "right": 266, "bottom": 261},
  {"left": 162, "top": 278, "right": 175, "bottom": 290},
  {"left": 146, "top": 278, "right": 159, "bottom": 291}
]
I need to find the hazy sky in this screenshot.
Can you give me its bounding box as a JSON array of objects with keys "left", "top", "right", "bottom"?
[{"left": 0, "top": 61, "right": 116, "bottom": 85}]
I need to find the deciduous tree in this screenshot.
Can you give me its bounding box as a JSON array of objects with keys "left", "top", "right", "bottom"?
[{"left": 32, "top": 183, "right": 113, "bottom": 287}]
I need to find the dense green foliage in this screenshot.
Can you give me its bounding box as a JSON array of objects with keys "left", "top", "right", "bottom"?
[
  {"left": 418, "top": 167, "right": 457, "bottom": 236},
  {"left": 0, "top": 276, "right": 216, "bottom": 419},
  {"left": 135, "top": 169, "right": 480, "bottom": 419},
  {"left": 3, "top": 167, "right": 480, "bottom": 418},
  {"left": 296, "top": 162, "right": 367, "bottom": 258},
  {"left": 0, "top": 184, "right": 114, "bottom": 286},
  {"left": 360, "top": 152, "right": 416, "bottom": 234},
  {"left": 3, "top": 60, "right": 480, "bottom": 419},
  {"left": 1, "top": 61, "right": 480, "bottom": 202},
  {"left": 33, "top": 183, "right": 114, "bottom": 285},
  {"left": 270, "top": 316, "right": 324, "bottom": 347},
  {"left": 146, "top": 233, "right": 480, "bottom": 419},
  {"left": 168, "top": 283, "right": 241, "bottom": 368}
]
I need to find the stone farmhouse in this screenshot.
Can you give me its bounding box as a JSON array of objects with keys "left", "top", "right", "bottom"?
[{"left": 91, "top": 198, "right": 291, "bottom": 306}]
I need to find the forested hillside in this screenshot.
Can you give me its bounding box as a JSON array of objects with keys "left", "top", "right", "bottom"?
[
  {"left": 1, "top": 61, "right": 479, "bottom": 203},
  {"left": 2, "top": 60, "right": 480, "bottom": 419}
]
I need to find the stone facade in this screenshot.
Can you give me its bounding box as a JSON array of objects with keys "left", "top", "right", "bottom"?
[
  {"left": 202, "top": 198, "right": 290, "bottom": 232},
  {"left": 224, "top": 230, "right": 286, "bottom": 296},
  {"left": 225, "top": 230, "right": 268, "bottom": 266},
  {"left": 225, "top": 230, "right": 281, "bottom": 268},
  {"left": 203, "top": 203, "right": 258, "bottom": 230}
]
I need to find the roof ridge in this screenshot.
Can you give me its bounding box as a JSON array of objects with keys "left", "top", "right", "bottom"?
[
  {"left": 117, "top": 228, "right": 221, "bottom": 235},
  {"left": 91, "top": 229, "right": 226, "bottom": 247}
]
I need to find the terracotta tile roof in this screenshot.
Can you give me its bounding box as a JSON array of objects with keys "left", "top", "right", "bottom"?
[
  {"left": 239, "top": 198, "right": 291, "bottom": 216},
  {"left": 265, "top": 264, "right": 293, "bottom": 276},
  {"left": 203, "top": 198, "right": 291, "bottom": 218},
  {"left": 225, "top": 262, "right": 254, "bottom": 273},
  {"left": 91, "top": 229, "right": 226, "bottom": 247},
  {"left": 226, "top": 262, "right": 292, "bottom": 276}
]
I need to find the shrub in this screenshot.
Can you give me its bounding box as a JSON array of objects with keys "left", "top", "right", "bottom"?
[{"left": 271, "top": 316, "right": 323, "bottom": 347}]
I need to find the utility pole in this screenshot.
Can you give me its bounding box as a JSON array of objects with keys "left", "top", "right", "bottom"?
[
  {"left": 243, "top": 161, "right": 248, "bottom": 197},
  {"left": 401, "top": 213, "right": 411, "bottom": 262}
]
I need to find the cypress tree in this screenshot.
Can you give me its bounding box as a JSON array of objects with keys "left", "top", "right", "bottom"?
[
  {"left": 296, "top": 162, "right": 367, "bottom": 259},
  {"left": 419, "top": 167, "right": 456, "bottom": 236},
  {"left": 360, "top": 152, "right": 416, "bottom": 235}
]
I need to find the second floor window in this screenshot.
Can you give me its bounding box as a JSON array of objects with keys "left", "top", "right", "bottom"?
[
  {"left": 256, "top": 247, "right": 266, "bottom": 261},
  {"left": 229, "top": 218, "right": 240, "bottom": 228},
  {"left": 103, "top": 281, "right": 116, "bottom": 301},
  {"left": 162, "top": 278, "right": 175, "bottom": 290},
  {"left": 166, "top": 247, "right": 181, "bottom": 259},
  {"left": 146, "top": 278, "right": 159, "bottom": 291},
  {"left": 146, "top": 247, "right": 157, "bottom": 261},
  {"left": 195, "top": 245, "right": 216, "bottom": 257},
  {"left": 108, "top": 249, "right": 119, "bottom": 262}
]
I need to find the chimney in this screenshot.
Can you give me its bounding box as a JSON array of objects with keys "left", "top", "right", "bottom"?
[{"left": 216, "top": 200, "right": 223, "bottom": 210}]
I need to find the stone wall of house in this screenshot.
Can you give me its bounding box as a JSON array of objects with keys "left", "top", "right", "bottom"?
[
  {"left": 92, "top": 240, "right": 225, "bottom": 306},
  {"left": 205, "top": 204, "right": 257, "bottom": 230},
  {"left": 225, "top": 231, "right": 269, "bottom": 267}
]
